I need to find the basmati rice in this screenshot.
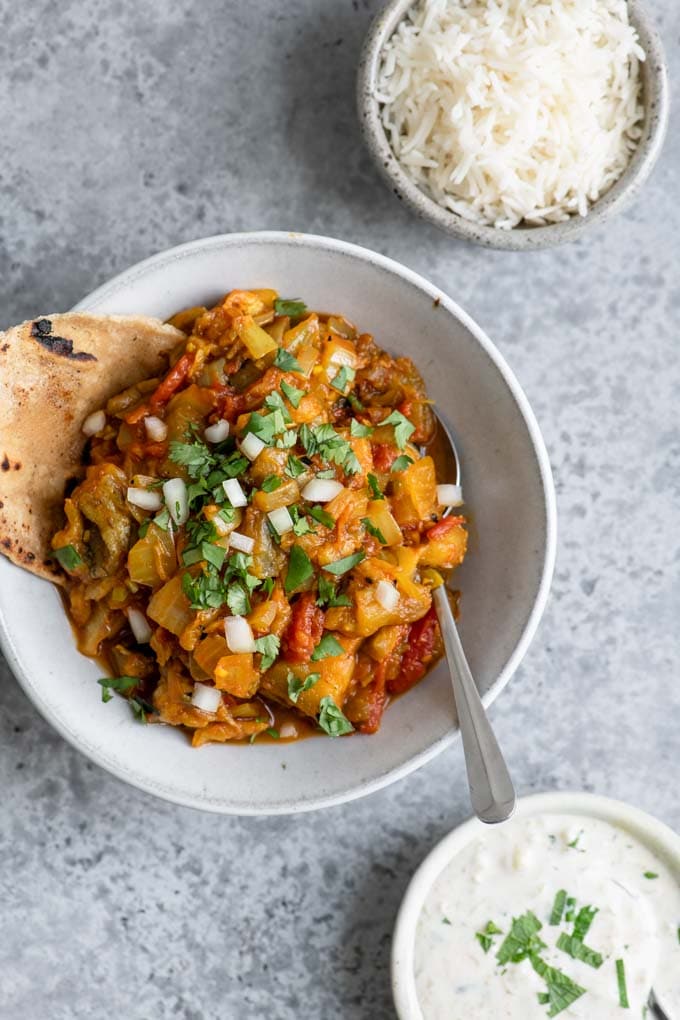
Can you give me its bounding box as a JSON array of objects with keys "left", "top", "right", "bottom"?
[{"left": 377, "top": 0, "right": 645, "bottom": 228}]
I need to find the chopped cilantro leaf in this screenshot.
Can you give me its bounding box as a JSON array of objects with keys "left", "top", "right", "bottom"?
[
  {"left": 615, "top": 959, "right": 629, "bottom": 1009},
  {"left": 226, "top": 582, "right": 250, "bottom": 617},
  {"left": 266, "top": 727, "right": 280, "bottom": 739},
  {"left": 97, "top": 675, "right": 137, "bottom": 703},
  {"left": 244, "top": 409, "right": 286, "bottom": 444},
  {"left": 299, "top": 422, "right": 359, "bottom": 475},
  {"left": 496, "top": 912, "right": 546, "bottom": 966},
  {"left": 253, "top": 634, "right": 280, "bottom": 671},
  {"left": 218, "top": 451, "right": 249, "bottom": 480},
  {"left": 289, "top": 505, "right": 315, "bottom": 537},
  {"left": 549, "top": 890, "right": 567, "bottom": 926},
  {"left": 307, "top": 505, "right": 334, "bottom": 529},
  {"left": 285, "top": 455, "right": 306, "bottom": 479},
  {"left": 317, "top": 575, "right": 351, "bottom": 608},
  {"left": 274, "top": 298, "right": 307, "bottom": 318},
  {"left": 362, "top": 518, "right": 386, "bottom": 544},
  {"left": 169, "top": 437, "right": 215, "bottom": 478},
  {"left": 281, "top": 379, "right": 304, "bottom": 408},
  {"left": 556, "top": 934, "right": 603, "bottom": 970},
  {"left": 53, "top": 544, "right": 82, "bottom": 570},
  {"left": 323, "top": 550, "right": 365, "bottom": 576},
  {"left": 264, "top": 391, "right": 292, "bottom": 423},
  {"left": 202, "top": 543, "right": 226, "bottom": 569},
  {"left": 317, "top": 695, "right": 354, "bottom": 736},
  {"left": 531, "top": 956, "right": 586, "bottom": 1017},
  {"left": 391, "top": 454, "right": 414, "bottom": 472},
  {"left": 347, "top": 393, "right": 364, "bottom": 412},
  {"left": 274, "top": 347, "right": 303, "bottom": 374},
  {"left": 261, "top": 474, "right": 282, "bottom": 493},
  {"left": 379, "top": 410, "right": 415, "bottom": 450},
  {"left": 287, "top": 671, "right": 320, "bottom": 704},
  {"left": 367, "top": 473, "right": 384, "bottom": 500},
  {"left": 284, "top": 545, "right": 314, "bottom": 594},
  {"left": 330, "top": 365, "right": 356, "bottom": 393},
  {"left": 350, "top": 419, "right": 373, "bottom": 438},
  {"left": 442, "top": 917, "right": 452, "bottom": 926},
  {"left": 572, "top": 905, "right": 598, "bottom": 942},
  {"left": 182, "top": 565, "right": 227, "bottom": 609},
  {"left": 262, "top": 577, "right": 275, "bottom": 598},
  {"left": 152, "top": 506, "right": 172, "bottom": 530},
  {"left": 311, "top": 633, "right": 345, "bottom": 661},
  {"left": 475, "top": 920, "right": 503, "bottom": 954},
  {"left": 274, "top": 427, "right": 298, "bottom": 449},
  {"left": 129, "top": 696, "right": 153, "bottom": 723},
  {"left": 643, "top": 871, "right": 658, "bottom": 879}
]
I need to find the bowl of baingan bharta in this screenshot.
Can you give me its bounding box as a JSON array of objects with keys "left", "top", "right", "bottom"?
[{"left": 0, "top": 231, "right": 555, "bottom": 813}]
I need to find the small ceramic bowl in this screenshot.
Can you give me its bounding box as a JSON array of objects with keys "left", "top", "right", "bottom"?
[
  {"left": 0, "top": 231, "right": 556, "bottom": 814},
  {"left": 358, "top": 0, "right": 669, "bottom": 251},
  {"left": 392, "top": 791, "right": 680, "bottom": 1019}
]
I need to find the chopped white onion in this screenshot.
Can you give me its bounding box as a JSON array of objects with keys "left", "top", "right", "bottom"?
[
  {"left": 127, "top": 486, "right": 163, "bottom": 512},
  {"left": 163, "top": 477, "right": 189, "bottom": 526},
  {"left": 225, "top": 615, "right": 256, "bottom": 653},
  {"left": 82, "top": 410, "right": 106, "bottom": 436},
  {"left": 278, "top": 721, "right": 298, "bottom": 739},
  {"left": 229, "top": 531, "right": 255, "bottom": 554},
  {"left": 240, "top": 433, "right": 266, "bottom": 461},
  {"left": 212, "top": 511, "right": 236, "bottom": 537},
  {"left": 222, "top": 477, "right": 248, "bottom": 508},
  {"left": 436, "top": 483, "right": 464, "bottom": 507},
  {"left": 328, "top": 347, "right": 357, "bottom": 368},
  {"left": 267, "top": 506, "right": 294, "bottom": 535},
  {"left": 204, "top": 419, "right": 230, "bottom": 443},
  {"left": 126, "top": 607, "right": 152, "bottom": 643},
  {"left": 376, "top": 579, "right": 399, "bottom": 612},
  {"left": 191, "top": 683, "right": 222, "bottom": 713},
  {"left": 144, "top": 415, "right": 168, "bottom": 442},
  {"left": 301, "top": 478, "right": 344, "bottom": 503}
]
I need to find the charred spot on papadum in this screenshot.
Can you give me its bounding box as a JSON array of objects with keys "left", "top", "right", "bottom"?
[
  {"left": 1, "top": 456, "right": 9, "bottom": 472},
  {"left": 30, "top": 319, "right": 97, "bottom": 362}
]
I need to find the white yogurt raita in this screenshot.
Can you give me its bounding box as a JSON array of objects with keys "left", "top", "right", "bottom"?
[{"left": 414, "top": 813, "right": 680, "bottom": 1019}]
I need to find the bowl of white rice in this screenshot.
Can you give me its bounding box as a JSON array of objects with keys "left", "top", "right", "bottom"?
[{"left": 358, "top": 0, "right": 668, "bottom": 250}]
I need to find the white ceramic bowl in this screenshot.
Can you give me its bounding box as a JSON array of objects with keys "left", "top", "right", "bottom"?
[
  {"left": 392, "top": 791, "right": 680, "bottom": 1019},
  {"left": 0, "top": 232, "right": 556, "bottom": 813}
]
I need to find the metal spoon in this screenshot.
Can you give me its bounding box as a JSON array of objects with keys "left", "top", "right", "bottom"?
[
  {"left": 429, "top": 412, "right": 516, "bottom": 825},
  {"left": 648, "top": 988, "right": 671, "bottom": 1020}
]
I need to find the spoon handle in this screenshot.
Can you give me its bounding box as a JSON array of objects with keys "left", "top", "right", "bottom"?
[{"left": 433, "top": 586, "right": 516, "bottom": 824}]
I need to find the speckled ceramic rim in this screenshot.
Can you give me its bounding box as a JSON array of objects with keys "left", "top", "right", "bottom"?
[
  {"left": 357, "top": 0, "right": 670, "bottom": 251},
  {"left": 391, "top": 791, "right": 680, "bottom": 1019},
  {"left": 0, "top": 231, "right": 556, "bottom": 813}
]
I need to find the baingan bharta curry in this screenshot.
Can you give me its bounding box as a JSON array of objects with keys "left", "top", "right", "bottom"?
[{"left": 49, "top": 290, "right": 467, "bottom": 744}]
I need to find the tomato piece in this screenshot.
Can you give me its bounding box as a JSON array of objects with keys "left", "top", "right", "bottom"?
[
  {"left": 242, "top": 367, "right": 282, "bottom": 409},
  {"left": 388, "top": 606, "right": 439, "bottom": 695},
  {"left": 372, "top": 442, "right": 400, "bottom": 472},
  {"left": 216, "top": 389, "right": 247, "bottom": 422},
  {"left": 282, "top": 592, "right": 325, "bottom": 663},
  {"left": 426, "top": 516, "right": 465, "bottom": 541},
  {"left": 149, "top": 352, "right": 195, "bottom": 412},
  {"left": 125, "top": 353, "right": 195, "bottom": 424}
]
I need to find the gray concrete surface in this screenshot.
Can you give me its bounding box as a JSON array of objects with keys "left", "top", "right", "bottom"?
[{"left": 0, "top": 1, "right": 678, "bottom": 1017}]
